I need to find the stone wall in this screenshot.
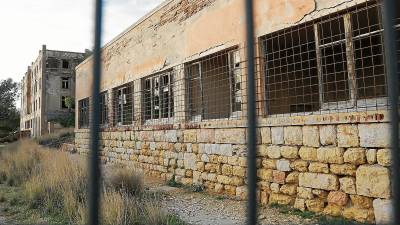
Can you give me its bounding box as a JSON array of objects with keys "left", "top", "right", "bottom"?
[{"left": 75, "top": 118, "right": 392, "bottom": 224}]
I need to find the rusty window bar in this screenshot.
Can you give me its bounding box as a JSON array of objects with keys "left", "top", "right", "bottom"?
[
  {"left": 382, "top": 1, "right": 399, "bottom": 225},
  {"left": 88, "top": 0, "right": 103, "bottom": 224},
  {"left": 244, "top": 0, "right": 258, "bottom": 225}
]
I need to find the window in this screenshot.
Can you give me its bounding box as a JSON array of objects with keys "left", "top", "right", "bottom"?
[
  {"left": 100, "top": 92, "right": 108, "bottom": 125},
  {"left": 113, "top": 83, "right": 133, "bottom": 125},
  {"left": 78, "top": 98, "right": 89, "bottom": 128},
  {"left": 261, "top": 1, "right": 396, "bottom": 115},
  {"left": 62, "top": 59, "right": 69, "bottom": 69},
  {"left": 62, "top": 77, "right": 70, "bottom": 89},
  {"left": 61, "top": 96, "right": 68, "bottom": 109},
  {"left": 142, "top": 71, "right": 174, "bottom": 121},
  {"left": 46, "top": 57, "right": 59, "bottom": 68},
  {"left": 186, "top": 48, "right": 242, "bottom": 121}
]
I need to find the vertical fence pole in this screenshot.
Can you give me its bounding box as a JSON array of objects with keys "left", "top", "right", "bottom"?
[
  {"left": 382, "top": 1, "right": 399, "bottom": 225},
  {"left": 89, "top": 0, "right": 103, "bottom": 224},
  {"left": 244, "top": 0, "right": 257, "bottom": 224}
]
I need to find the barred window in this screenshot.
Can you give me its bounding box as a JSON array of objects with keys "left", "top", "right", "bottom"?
[
  {"left": 46, "top": 57, "right": 59, "bottom": 68},
  {"left": 142, "top": 71, "right": 174, "bottom": 121},
  {"left": 78, "top": 98, "right": 89, "bottom": 128},
  {"left": 100, "top": 91, "right": 108, "bottom": 125},
  {"left": 113, "top": 83, "right": 133, "bottom": 126},
  {"left": 186, "top": 48, "right": 242, "bottom": 121},
  {"left": 261, "top": 1, "right": 395, "bottom": 115}
]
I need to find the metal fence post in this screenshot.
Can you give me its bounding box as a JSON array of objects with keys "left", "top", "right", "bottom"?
[
  {"left": 382, "top": 1, "right": 399, "bottom": 225},
  {"left": 244, "top": 0, "right": 258, "bottom": 224},
  {"left": 89, "top": 0, "right": 103, "bottom": 224}
]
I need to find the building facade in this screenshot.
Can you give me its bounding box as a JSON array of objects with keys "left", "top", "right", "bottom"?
[
  {"left": 74, "top": 0, "right": 399, "bottom": 223},
  {"left": 20, "top": 45, "right": 87, "bottom": 137}
]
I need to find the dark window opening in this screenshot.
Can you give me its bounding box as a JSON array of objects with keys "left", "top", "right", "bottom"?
[
  {"left": 78, "top": 98, "right": 89, "bottom": 128},
  {"left": 100, "top": 92, "right": 108, "bottom": 125},
  {"left": 61, "top": 96, "right": 68, "bottom": 109},
  {"left": 62, "top": 60, "right": 69, "bottom": 69},
  {"left": 113, "top": 84, "right": 133, "bottom": 126},
  {"left": 62, "top": 77, "right": 70, "bottom": 89},
  {"left": 46, "top": 57, "right": 59, "bottom": 68}
]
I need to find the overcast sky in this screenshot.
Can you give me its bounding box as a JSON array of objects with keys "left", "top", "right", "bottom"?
[{"left": 0, "top": 0, "right": 164, "bottom": 82}]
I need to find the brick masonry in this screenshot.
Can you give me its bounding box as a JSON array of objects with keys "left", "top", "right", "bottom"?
[{"left": 75, "top": 121, "right": 392, "bottom": 224}]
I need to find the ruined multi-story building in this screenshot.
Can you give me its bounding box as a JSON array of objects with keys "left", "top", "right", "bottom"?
[
  {"left": 20, "top": 45, "right": 87, "bottom": 137},
  {"left": 75, "top": 0, "right": 399, "bottom": 223}
]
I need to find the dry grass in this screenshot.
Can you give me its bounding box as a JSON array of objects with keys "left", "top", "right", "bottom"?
[{"left": 0, "top": 140, "right": 185, "bottom": 225}]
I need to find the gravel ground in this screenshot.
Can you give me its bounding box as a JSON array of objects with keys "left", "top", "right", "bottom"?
[{"left": 145, "top": 177, "right": 316, "bottom": 225}]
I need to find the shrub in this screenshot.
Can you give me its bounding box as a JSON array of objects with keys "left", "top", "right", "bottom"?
[{"left": 108, "top": 166, "right": 144, "bottom": 196}]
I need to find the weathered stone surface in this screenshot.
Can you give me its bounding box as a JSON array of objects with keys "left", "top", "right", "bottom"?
[
  {"left": 308, "top": 162, "right": 329, "bottom": 173},
  {"left": 233, "top": 166, "right": 246, "bottom": 177},
  {"left": 317, "top": 147, "right": 344, "bottom": 164},
  {"left": 285, "top": 172, "right": 299, "bottom": 184},
  {"left": 297, "top": 187, "right": 313, "bottom": 199},
  {"left": 330, "top": 164, "right": 356, "bottom": 176},
  {"left": 260, "top": 191, "right": 268, "bottom": 205},
  {"left": 350, "top": 195, "right": 373, "bottom": 209},
  {"left": 276, "top": 159, "right": 291, "bottom": 172},
  {"left": 344, "top": 148, "right": 366, "bottom": 165},
  {"left": 183, "top": 129, "right": 197, "bottom": 142},
  {"left": 270, "top": 183, "right": 280, "bottom": 193},
  {"left": 257, "top": 145, "right": 268, "bottom": 156},
  {"left": 290, "top": 160, "right": 309, "bottom": 172},
  {"left": 294, "top": 198, "right": 306, "bottom": 211},
  {"left": 320, "top": 125, "right": 337, "bottom": 146},
  {"left": 324, "top": 204, "right": 342, "bottom": 217},
  {"left": 217, "top": 175, "right": 231, "bottom": 185},
  {"left": 262, "top": 159, "right": 277, "bottom": 169},
  {"left": 184, "top": 153, "right": 196, "bottom": 170},
  {"left": 366, "top": 149, "right": 377, "bottom": 164},
  {"left": 260, "top": 127, "right": 271, "bottom": 144},
  {"left": 356, "top": 165, "right": 391, "bottom": 199},
  {"left": 299, "top": 147, "right": 317, "bottom": 161},
  {"left": 219, "top": 144, "right": 233, "bottom": 156},
  {"left": 303, "top": 126, "right": 320, "bottom": 147},
  {"left": 272, "top": 170, "right": 286, "bottom": 184},
  {"left": 305, "top": 199, "right": 325, "bottom": 212},
  {"left": 257, "top": 169, "right": 273, "bottom": 182},
  {"left": 284, "top": 127, "right": 303, "bottom": 145},
  {"left": 359, "top": 123, "right": 390, "bottom": 148},
  {"left": 197, "top": 129, "right": 215, "bottom": 143},
  {"left": 373, "top": 199, "right": 393, "bottom": 225},
  {"left": 269, "top": 194, "right": 294, "bottom": 205},
  {"left": 343, "top": 207, "right": 375, "bottom": 224},
  {"left": 266, "top": 146, "right": 281, "bottom": 159},
  {"left": 377, "top": 149, "right": 391, "bottom": 166},
  {"left": 280, "top": 184, "right": 297, "bottom": 195},
  {"left": 271, "top": 127, "right": 284, "bottom": 144},
  {"left": 165, "top": 130, "right": 178, "bottom": 142},
  {"left": 221, "top": 164, "right": 233, "bottom": 176},
  {"left": 215, "top": 129, "right": 245, "bottom": 144},
  {"left": 280, "top": 146, "right": 298, "bottom": 159},
  {"left": 337, "top": 124, "right": 359, "bottom": 147},
  {"left": 312, "top": 189, "right": 328, "bottom": 199},
  {"left": 327, "top": 191, "right": 348, "bottom": 206},
  {"left": 299, "top": 173, "right": 339, "bottom": 191},
  {"left": 339, "top": 177, "right": 356, "bottom": 194}
]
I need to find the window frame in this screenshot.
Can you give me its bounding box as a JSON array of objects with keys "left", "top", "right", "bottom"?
[
  {"left": 113, "top": 83, "right": 134, "bottom": 126},
  {"left": 61, "top": 77, "right": 70, "bottom": 89},
  {"left": 78, "top": 98, "right": 90, "bottom": 128},
  {"left": 99, "top": 91, "right": 109, "bottom": 126}
]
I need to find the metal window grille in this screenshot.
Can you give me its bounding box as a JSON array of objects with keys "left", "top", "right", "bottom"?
[
  {"left": 99, "top": 91, "right": 108, "bottom": 125},
  {"left": 112, "top": 83, "right": 134, "bottom": 126},
  {"left": 78, "top": 97, "right": 90, "bottom": 128}
]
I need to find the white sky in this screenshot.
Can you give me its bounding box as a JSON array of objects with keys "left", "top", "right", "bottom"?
[{"left": 0, "top": 0, "right": 164, "bottom": 82}]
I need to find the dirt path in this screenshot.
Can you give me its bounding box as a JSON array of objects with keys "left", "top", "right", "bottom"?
[{"left": 144, "top": 176, "right": 316, "bottom": 225}]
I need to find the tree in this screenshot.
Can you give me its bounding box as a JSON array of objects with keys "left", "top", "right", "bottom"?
[
  {"left": 64, "top": 96, "right": 75, "bottom": 111},
  {"left": 0, "top": 78, "right": 20, "bottom": 137}
]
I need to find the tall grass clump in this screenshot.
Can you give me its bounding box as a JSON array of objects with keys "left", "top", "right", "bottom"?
[{"left": 107, "top": 166, "right": 144, "bottom": 196}]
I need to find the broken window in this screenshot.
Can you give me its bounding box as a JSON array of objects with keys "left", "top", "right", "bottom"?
[
  {"left": 142, "top": 71, "right": 174, "bottom": 121},
  {"left": 61, "top": 77, "right": 69, "bottom": 89},
  {"left": 61, "top": 96, "right": 68, "bottom": 109},
  {"left": 262, "top": 1, "right": 393, "bottom": 115},
  {"left": 78, "top": 98, "right": 89, "bottom": 128},
  {"left": 100, "top": 91, "right": 108, "bottom": 125},
  {"left": 113, "top": 83, "right": 133, "bottom": 126},
  {"left": 46, "top": 57, "right": 59, "bottom": 68},
  {"left": 186, "top": 49, "right": 242, "bottom": 121},
  {"left": 62, "top": 59, "right": 69, "bottom": 69}
]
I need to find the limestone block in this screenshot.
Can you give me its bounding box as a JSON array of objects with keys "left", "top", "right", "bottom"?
[
  {"left": 217, "top": 175, "right": 231, "bottom": 185},
  {"left": 305, "top": 199, "right": 325, "bottom": 212},
  {"left": 299, "top": 147, "right": 318, "bottom": 161},
  {"left": 272, "top": 170, "right": 286, "bottom": 184},
  {"left": 214, "top": 183, "right": 224, "bottom": 193},
  {"left": 339, "top": 177, "right": 356, "bottom": 194},
  {"left": 290, "top": 160, "right": 309, "bottom": 172},
  {"left": 285, "top": 172, "right": 299, "bottom": 184},
  {"left": 233, "top": 166, "right": 246, "bottom": 177},
  {"left": 297, "top": 187, "right": 313, "bottom": 199},
  {"left": 317, "top": 147, "right": 344, "bottom": 164},
  {"left": 299, "top": 172, "right": 339, "bottom": 191},
  {"left": 276, "top": 159, "right": 291, "bottom": 172},
  {"left": 260, "top": 127, "right": 271, "bottom": 144},
  {"left": 236, "top": 186, "right": 248, "bottom": 200},
  {"left": 269, "top": 194, "right": 294, "bottom": 205},
  {"left": 337, "top": 124, "right": 359, "bottom": 147},
  {"left": 323, "top": 204, "right": 342, "bottom": 217},
  {"left": 343, "top": 207, "right": 374, "bottom": 224},
  {"left": 262, "top": 159, "right": 277, "bottom": 169},
  {"left": 270, "top": 183, "right": 280, "bottom": 193},
  {"left": 366, "top": 149, "right": 377, "bottom": 164},
  {"left": 308, "top": 162, "right": 329, "bottom": 173},
  {"left": 153, "top": 130, "right": 165, "bottom": 142},
  {"left": 330, "top": 164, "right": 356, "bottom": 176},
  {"left": 327, "top": 191, "right": 348, "bottom": 206},
  {"left": 344, "top": 148, "right": 366, "bottom": 165},
  {"left": 280, "top": 184, "right": 297, "bottom": 195},
  {"left": 215, "top": 128, "right": 245, "bottom": 144},
  {"left": 303, "top": 126, "right": 320, "bottom": 147},
  {"left": 183, "top": 129, "right": 197, "bottom": 142},
  {"left": 294, "top": 198, "right": 306, "bottom": 211},
  {"left": 266, "top": 146, "right": 281, "bottom": 159},
  {"left": 257, "top": 169, "right": 273, "bottom": 182},
  {"left": 197, "top": 129, "right": 215, "bottom": 143},
  {"left": 350, "top": 195, "right": 373, "bottom": 209},
  {"left": 359, "top": 123, "right": 390, "bottom": 148},
  {"left": 377, "top": 149, "right": 391, "bottom": 166},
  {"left": 284, "top": 126, "right": 303, "bottom": 145},
  {"left": 356, "top": 165, "right": 391, "bottom": 199},
  {"left": 373, "top": 199, "right": 393, "bottom": 225},
  {"left": 221, "top": 164, "right": 233, "bottom": 176},
  {"left": 219, "top": 144, "right": 233, "bottom": 156},
  {"left": 200, "top": 154, "right": 209, "bottom": 162},
  {"left": 257, "top": 145, "right": 268, "bottom": 156},
  {"left": 280, "top": 146, "right": 298, "bottom": 159},
  {"left": 271, "top": 127, "right": 284, "bottom": 144},
  {"left": 320, "top": 125, "right": 337, "bottom": 146}
]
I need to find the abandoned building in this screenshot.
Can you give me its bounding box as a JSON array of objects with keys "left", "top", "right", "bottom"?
[
  {"left": 74, "top": 0, "right": 399, "bottom": 223},
  {"left": 20, "top": 45, "right": 87, "bottom": 137}
]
